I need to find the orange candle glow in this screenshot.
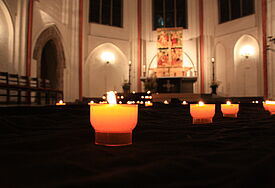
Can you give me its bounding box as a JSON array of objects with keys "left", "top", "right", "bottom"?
[
  {"left": 56, "top": 100, "right": 66, "bottom": 106},
  {"left": 263, "top": 100, "right": 275, "bottom": 115},
  {"left": 221, "top": 101, "right": 239, "bottom": 118},
  {"left": 182, "top": 101, "right": 188, "bottom": 105},
  {"left": 190, "top": 101, "right": 215, "bottom": 124},
  {"left": 145, "top": 101, "right": 153, "bottom": 107},
  {"left": 90, "top": 91, "right": 138, "bottom": 146}
]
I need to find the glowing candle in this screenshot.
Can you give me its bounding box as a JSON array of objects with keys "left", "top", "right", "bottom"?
[
  {"left": 88, "top": 101, "right": 94, "bottom": 105},
  {"left": 182, "top": 101, "right": 188, "bottom": 105},
  {"left": 56, "top": 100, "right": 66, "bottom": 106},
  {"left": 263, "top": 100, "right": 275, "bottom": 115},
  {"left": 145, "top": 101, "right": 153, "bottom": 107},
  {"left": 221, "top": 101, "right": 239, "bottom": 118},
  {"left": 190, "top": 101, "right": 215, "bottom": 124},
  {"left": 90, "top": 91, "right": 138, "bottom": 146},
  {"left": 164, "top": 100, "right": 169, "bottom": 104}
]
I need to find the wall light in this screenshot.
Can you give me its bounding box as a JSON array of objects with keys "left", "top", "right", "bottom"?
[
  {"left": 240, "top": 45, "right": 255, "bottom": 59},
  {"left": 101, "top": 52, "right": 115, "bottom": 64}
]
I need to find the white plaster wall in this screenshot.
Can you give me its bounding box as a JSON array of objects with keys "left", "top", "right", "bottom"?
[
  {"left": 84, "top": 0, "right": 136, "bottom": 97},
  {"left": 213, "top": 0, "right": 263, "bottom": 97},
  {"left": 141, "top": 0, "right": 200, "bottom": 93},
  {"left": 31, "top": 0, "right": 79, "bottom": 101},
  {"left": 267, "top": 0, "right": 275, "bottom": 99},
  {"left": 0, "top": 0, "right": 14, "bottom": 73}
]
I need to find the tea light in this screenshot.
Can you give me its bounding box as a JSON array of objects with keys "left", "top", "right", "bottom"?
[
  {"left": 164, "top": 100, "right": 169, "bottom": 104},
  {"left": 182, "top": 101, "right": 188, "bottom": 105},
  {"left": 88, "top": 100, "right": 95, "bottom": 105},
  {"left": 90, "top": 91, "right": 138, "bottom": 146},
  {"left": 190, "top": 101, "right": 215, "bottom": 124},
  {"left": 145, "top": 101, "right": 153, "bottom": 107},
  {"left": 263, "top": 100, "right": 275, "bottom": 114},
  {"left": 56, "top": 100, "right": 66, "bottom": 106},
  {"left": 221, "top": 101, "right": 239, "bottom": 118}
]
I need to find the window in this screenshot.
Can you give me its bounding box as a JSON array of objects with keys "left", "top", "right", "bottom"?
[
  {"left": 89, "top": 0, "right": 123, "bottom": 27},
  {"left": 153, "top": 0, "right": 188, "bottom": 30},
  {"left": 219, "top": 0, "right": 254, "bottom": 23}
]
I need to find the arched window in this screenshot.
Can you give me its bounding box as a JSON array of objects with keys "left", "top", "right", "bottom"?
[
  {"left": 153, "top": 0, "right": 188, "bottom": 30},
  {"left": 89, "top": 0, "right": 123, "bottom": 27},
  {"left": 219, "top": 0, "right": 254, "bottom": 23}
]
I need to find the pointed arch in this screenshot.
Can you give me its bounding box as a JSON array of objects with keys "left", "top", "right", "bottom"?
[
  {"left": 33, "top": 25, "right": 65, "bottom": 90},
  {"left": 233, "top": 34, "right": 260, "bottom": 96},
  {"left": 84, "top": 43, "right": 129, "bottom": 97},
  {"left": 0, "top": 1, "right": 14, "bottom": 72}
]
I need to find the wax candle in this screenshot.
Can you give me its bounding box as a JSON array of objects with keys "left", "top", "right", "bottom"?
[
  {"left": 182, "top": 101, "right": 188, "bottom": 105},
  {"left": 145, "top": 101, "right": 153, "bottom": 107},
  {"left": 56, "top": 100, "right": 66, "bottom": 106},
  {"left": 190, "top": 101, "right": 215, "bottom": 124},
  {"left": 164, "top": 100, "right": 169, "bottom": 104},
  {"left": 90, "top": 91, "right": 138, "bottom": 146},
  {"left": 221, "top": 101, "right": 239, "bottom": 118},
  {"left": 263, "top": 100, "right": 275, "bottom": 115}
]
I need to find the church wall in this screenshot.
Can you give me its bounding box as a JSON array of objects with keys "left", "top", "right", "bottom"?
[
  {"left": 212, "top": 0, "right": 264, "bottom": 97},
  {"left": 84, "top": 0, "right": 137, "bottom": 97},
  {"left": 141, "top": 0, "right": 200, "bottom": 93},
  {"left": 31, "top": 0, "right": 80, "bottom": 101},
  {"left": 267, "top": 0, "right": 275, "bottom": 99}
]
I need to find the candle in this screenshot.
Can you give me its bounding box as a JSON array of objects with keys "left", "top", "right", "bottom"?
[
  {"left": 164, "top": 100, "right": 169, "bottom": 104},
  {"left": 190, "top": 101, "right": 215, "bottom": 124},
  {"left": 90, "top": 91, "right": 138, "bottom": 146},
  {"left": 221, "top": 101, "right": 239, "bottom": 118},
  {"left": 145, "top": 101, "right": 153, "bottom": 107},
  {"left": 88, "top": 100, "right": 94, "bottom": 105},
  {"left": 56, "top": 100, "right": 66, "bottom": 105},
  {"left": 263, "top": 100, "right": 275, "bottom": 114},
  {"left": 182, "top": 101, "right": 188, "bottom": 105}
]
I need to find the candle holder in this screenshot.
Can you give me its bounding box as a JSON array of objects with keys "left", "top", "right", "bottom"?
[
  {"left": 90, "top": 104, "right": 138, "bottom": 146},
  {"left": 221, "top": 102, "right": 239, "bottom": 118},
  {"left": 190, "top": 103, "right": 215, "bottom": 124}
]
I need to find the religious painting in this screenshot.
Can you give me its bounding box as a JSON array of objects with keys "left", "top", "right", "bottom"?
[
  {"left": 157, "top": 31, "right": 170, "bottom": 48},
  {"left": 157, "top": 49, "right": 170, "bottom": 67},
  {"left": 171, "top": 31, "right": 182, "bottom": 48},
  {"left": 171, "top": 48, "right": 182, "bottom": 67},
  {"left": 156, "top": 28, "right": 183, "bottom": 76}
]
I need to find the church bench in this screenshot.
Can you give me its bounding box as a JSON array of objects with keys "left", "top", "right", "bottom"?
[{"left": 0, "top": 72, "right": 63, "bottom": 104}]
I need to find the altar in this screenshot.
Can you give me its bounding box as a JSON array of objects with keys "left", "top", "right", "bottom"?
[{"left": 156, "top": 77, "right": 197, "bottom": 93}]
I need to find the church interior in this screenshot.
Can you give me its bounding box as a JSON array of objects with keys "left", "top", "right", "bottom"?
[{"left": 0, "top": 0, "right": 275, "bottom": 187}]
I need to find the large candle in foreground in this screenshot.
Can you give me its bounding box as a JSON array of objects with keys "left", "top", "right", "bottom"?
[
  {"left": 221, "top": 101, "right": 239, "bottom": 118},
  {"left": 263, "top": 100, "right": 275, "bottom": 115},
  {"left": 190, "top": 101, "right": 215, "bottom": 124},
  {"left": 90, "top": 91, "right": 138, "bottom": 146}
]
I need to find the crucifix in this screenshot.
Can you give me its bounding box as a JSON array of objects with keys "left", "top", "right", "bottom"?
[{"left": 163, "top": 80, "right": 175, "bottom": 92}]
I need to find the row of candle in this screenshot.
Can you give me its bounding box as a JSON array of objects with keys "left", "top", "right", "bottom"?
[{"left": 56, "top": 95, "right": 275, "bottom": 147}]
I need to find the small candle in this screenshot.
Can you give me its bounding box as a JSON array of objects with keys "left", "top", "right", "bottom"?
[
  {"left": 88, "top": 100, "right": 95, "bottom": 105},
  {"left": 182, "top": 101, "right": 188, "bottom": 105},
  {"left": 90, "top": 91, "right": 138, "bottom": 146},
  {"left": 190, "top": 101, "right": 215, "bottom": 124},
  {"left": 56, "top": 100, "right": 66, "bottom": 106},
  {"left": 164, "top": 100, "right": 169, "bottom": 104},
  {"left": 263, "top": 100, "right": 275, "bottom": 114},
  {"left": 221, "top": 101, "right": 239, "bottom": 118},
  {"left": 145, "top": 101, "right": 153, "bottom": 107}
]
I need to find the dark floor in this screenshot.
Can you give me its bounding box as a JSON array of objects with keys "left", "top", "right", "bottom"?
[{"left": 0, "top": 103, "right": 274, "bottom": 188}]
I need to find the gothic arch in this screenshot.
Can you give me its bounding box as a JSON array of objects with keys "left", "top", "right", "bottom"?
[
  {"left": 0, "top": 1, "right": 14, "bottom": 72},
  {"left": 84, "top": 43, "right": 129, "bottom": 97},
  {"left": 33, "top": 25, "right": 65, "bottom": 90},
  {"left": 233, "top": 34, "right": 260, "bottom": 96}
]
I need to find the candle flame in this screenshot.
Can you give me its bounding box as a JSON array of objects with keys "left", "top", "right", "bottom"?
[
  {"left": 198, "top": 101, "right": 204, "bottom": 106},
  {"left": 226, "top": 101, "right": 231, "bottom": 105},
  {"left": 59, "top": 100, "right": 63, "bottom": 104},
  {"left": 265, "top": 100, "right": 275, "bottom": 104},
  {"left": 182, "top": 101, "right": 187, "bottom": 105},
  {"left": 107, "top": 91, "right": 117, "bottom": 105}
]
